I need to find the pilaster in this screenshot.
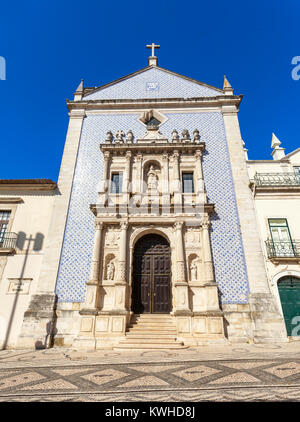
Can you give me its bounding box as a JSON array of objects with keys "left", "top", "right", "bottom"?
[{"left": 17, "top": 109, "right": 86, "bottom": 349}]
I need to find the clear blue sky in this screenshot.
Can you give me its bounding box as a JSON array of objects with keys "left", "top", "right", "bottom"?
[{"left": 1, "top": 0, "right": 299, "bottom": 180}]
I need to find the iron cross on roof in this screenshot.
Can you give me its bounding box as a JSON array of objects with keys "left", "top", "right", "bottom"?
[{"left": 146, "top": 43, "right": 160, "bottom": 57}]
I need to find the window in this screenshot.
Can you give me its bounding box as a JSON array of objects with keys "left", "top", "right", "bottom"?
[
  {"left": 0, "top": 210, "right": 11, "bottom": 246},
  {"left": 182, "top": 173, "right": 194, "bottom": 193},
  {"left": 111, "top": 173, "right": 123, "bottom": 194},
  {"left": 146, "top": 117, "right": 161, "bottom": 127},
  {"left": 294, "top": 167, "right": 300, "bottom": 183},
  {"left": 268, "top": 218, "right": 294, "bottom": 257}
]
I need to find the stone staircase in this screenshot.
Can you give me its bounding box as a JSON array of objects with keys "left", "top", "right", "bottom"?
[{"left": 114, "top": 314, "right": 187, "bottom": 350}]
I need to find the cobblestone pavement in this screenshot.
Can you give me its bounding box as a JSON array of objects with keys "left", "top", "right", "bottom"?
[{"left": 1, "top": 342, "right": 300, "bottom": 401}]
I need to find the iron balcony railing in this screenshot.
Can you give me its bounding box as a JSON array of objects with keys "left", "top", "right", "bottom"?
[
  {"left": 0, "top": 232, "right": 18, "bottom": 249},
  {"left": 254, "top": 173, "right": 300, "bottom": 187},
  {"left": 265, "top": 239, "right": 300, "bottom": 258}
]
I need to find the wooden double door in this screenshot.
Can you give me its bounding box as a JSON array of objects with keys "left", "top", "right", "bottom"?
[{"left": 132, "top": 234, "right": 171, "bottom": 314}]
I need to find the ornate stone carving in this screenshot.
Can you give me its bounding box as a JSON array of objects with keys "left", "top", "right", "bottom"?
[
  {"left": 181, "top": 129, "right": 190, "bottom": 142},
  {"left": 202, "top": 214, "right": 210, "bottom": 229},
  {"left": 120, "top": 221, "right": 128, "bottom": 230},
  {"left": 107, "top": 261, "right": 115, "bottom": 280},
  {"left": 118, "top": 262, "right": 126, "bottom": 280},
  {"left": 185, "top": 229, "right": 201, "bottom": 247},
  {"left": 194, "top": 149, "right": 202, "bottom": 160},
  {"left": 190, "top": 261, "right": 197, "bottom": 281},
  {"left": 147, "top": 165, "right": 158, "bottom": 190},
  {"left": 174, "top": 221, "right": 184, "bottom": 231},
  {"left": 115, "top": 130, "right": 125, "bottom": 144},
  {"left": 105, "top": 227, "right": 120, "bottom": 247},
  {"left": 95, "top": 221, "right": 104, "bottom": 230},
  {"left": 193, "top": 129, "right": 201, "bottom": 143},
  {"left": 105, "top": 131, "right": 113, "bottom": 143},
  {"left": 171, "top": 129, "right": 179, "bottom": 142}
]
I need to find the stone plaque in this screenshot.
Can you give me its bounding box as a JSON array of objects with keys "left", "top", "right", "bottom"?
[{"left": 7, "top": 278, "right": 32, "bottom": 295}]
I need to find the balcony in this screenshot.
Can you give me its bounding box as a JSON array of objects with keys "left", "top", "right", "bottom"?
[
  {"left": 0, "top": 232, "right": 18, "bottom": 253},
  {"left": 265, "top": 239, "right": 300, "bottom": 262},
  {"left": 254, "top": 173, "right": 300, "bottom": 187},
  {"left": 250, "top": 173, "right": 300, "bottom": 196}
]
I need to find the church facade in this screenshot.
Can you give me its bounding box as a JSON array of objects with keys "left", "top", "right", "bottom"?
[{"left": 0, "top": 50, "right": 299, "bottom": 350}]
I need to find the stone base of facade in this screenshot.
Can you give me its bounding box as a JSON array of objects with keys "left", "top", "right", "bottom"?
[
  {"left": 222, "top": 295, "right": 288, "bottom": 344},
  {"left": 17, "top": 293, "right": 57, "bottom": 349},
  {"left": 175, "top": 313, "right": 226, "bottom": 345},
  {"left": 53, "top": 309, "right": 227, "bottom": 349},
  {"left": 249, "top": 293, "right": 288, "bottom": 343},
  {"left": 22, "top": 295, "right": 288, "bottom": 350}
]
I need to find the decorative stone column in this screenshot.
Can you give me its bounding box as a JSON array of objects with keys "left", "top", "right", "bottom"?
[
  {"left": 135, "top": 153, "right": 143, "bottom": 193},
  {"left": 102, "top": 151, "right": 110, "bottom": 192},
  {"left": 200, "top": 215, "right": 221, "bottom": 314},
  {"left": 173, "top": 150, "right": 182, "bottom": 211},
  {"left": 194, "top": 150, "right": 205, "bottom": 204},
  {"left": 202, "top": 216, "right": 215, "bottom": 285},
  {"left": 98, "top": 152, "right": 110, "bottom": 209},
  {"left": 81, "top": 221, "right": 104, "bottom": 312},
  {"left": 174, "top": 221, "right": 191, "bottom": 315},
  {"left": 162, "top": 153, "right": 170, "bottom": 211},
  {"left": 118, "top": 221, "right": 128, "bottom": 282},
  {"left": 122, "top": 151, "right": 132, "bottom": 206},
  {"left": 174, "top": 221, "right": 186, "bottom": 283},
  {"left": 114, "top": 221, "right": 128, "bottom": 311}
]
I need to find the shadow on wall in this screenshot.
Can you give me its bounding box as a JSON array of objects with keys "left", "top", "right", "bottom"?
[{"left": 2, "top": 232, "right": 44, "bottom": 350}]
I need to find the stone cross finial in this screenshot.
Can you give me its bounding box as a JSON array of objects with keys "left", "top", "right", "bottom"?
[
  {"left": 146, "top": 43, "right": 160, "bottom": 56},
  {"left": 146, "top": 43, "right": 160, "bottom": 66},
  {"left": 115, "top": 130, "right": 125, "bottom": 143}
]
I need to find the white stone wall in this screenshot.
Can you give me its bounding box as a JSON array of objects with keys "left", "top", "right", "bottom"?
[{"left": 0, "top": 192, "right": 55, "bottom": 348}]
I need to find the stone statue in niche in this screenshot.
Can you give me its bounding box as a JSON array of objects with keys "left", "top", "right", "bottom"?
[
  {"left": 107, "top": 261, "right": 115, "bottom": 280},
  {"left": 190, "top": 261, "right": 198, "bottom": 281},
  {"left": 147, "top": 166, "right": 158, "bottom": 190}
]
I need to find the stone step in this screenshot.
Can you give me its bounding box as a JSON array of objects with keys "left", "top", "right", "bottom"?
[
  {"left": 133, "top": 314, "right": 172, "bottom": 318},
  {"left": 114, "top": 313, "right": 185, "bottom": 350},
  {"left": 128, "top": 323, "right": 175, "bottom": 329},
  {"left": 126, "top": 333, "right": 177, "bottom": 339},
  {"left": 119, "top": 338, "right": 182, "bottom": 345},
  {"left": 128, "top": 325, "right": 177, "bottom": 334},
  {"left": 114, "top": 343, "right": 186, "bottom": 350}
]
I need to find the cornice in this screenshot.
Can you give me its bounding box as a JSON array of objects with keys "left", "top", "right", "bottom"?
[
  {"left": 0, "top": 182, "right": 57, "bottom": 191},
  {"left": 0, "top": 197, "right": 23, "bottom": 203},
  {"left": 66, "top": 95, "right": 243, "bottom": 112},
  {"left": 90, "top": 203, "right": 215, "bottom": 216},
  {"left": 100, "top": 142, "right": 205, "bottom": 154}
]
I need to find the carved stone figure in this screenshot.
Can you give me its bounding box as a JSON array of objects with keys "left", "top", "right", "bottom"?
[
  {"left": 107, "top": 261, "right": 115, "bottom": 280},
  {"left": 105, "top": 131, "right": 113, "bottom": 143},
  {"left": 147, "top": 166, "right": 158, "bottom": 190},
  {"left": 190, "top": 261, "right": 197, "bottom": 281},
  {"left": 193, "top": 129, "right": 200, "bottom": 143},
  {"left": 126, "top": 130, "right": 134, "bottom": 143},
  {"left": 171, "top": 129, "right": 179, "bottom": 142}
]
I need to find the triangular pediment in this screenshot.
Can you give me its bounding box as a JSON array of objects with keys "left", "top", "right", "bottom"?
[{"left": 83, "top": 66, "right": 224, "bottom": 100}]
